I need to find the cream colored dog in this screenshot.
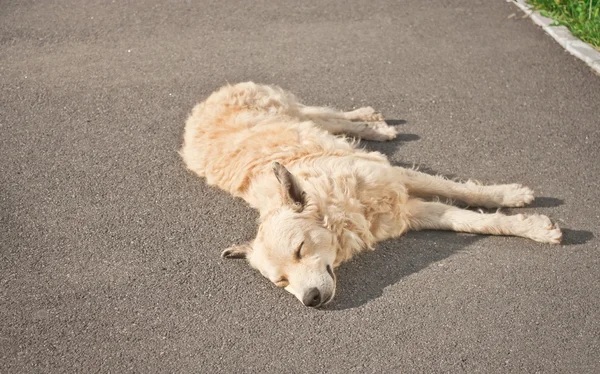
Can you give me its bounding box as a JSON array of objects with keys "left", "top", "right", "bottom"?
[{"left": 180, "top": 82, "right": 562, "bottom": 308}]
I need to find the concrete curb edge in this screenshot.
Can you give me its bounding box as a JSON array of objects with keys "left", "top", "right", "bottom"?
[{"left": 509, "top": 0, "right": 600, "bottom": 75}]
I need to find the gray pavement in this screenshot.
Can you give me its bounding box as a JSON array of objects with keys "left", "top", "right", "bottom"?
[{"left": 1, "top": 0, "right": 599, "bottom": 372}]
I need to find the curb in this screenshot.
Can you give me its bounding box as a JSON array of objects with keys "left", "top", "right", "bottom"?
[{"left": 509, "top": 0, "right": 600, "bottom": 75}]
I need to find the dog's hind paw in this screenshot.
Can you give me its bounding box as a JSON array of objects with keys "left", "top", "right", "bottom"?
[
  {"left": 348, "top": 106, "right": 385, "bottom": 122},
  {"left": 360, "top": 122, "right": 398, "bottom": 141}
]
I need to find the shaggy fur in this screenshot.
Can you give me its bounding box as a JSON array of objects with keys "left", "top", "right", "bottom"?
[{"left": 180, "top": 82, "right": 562, "bottom": 307}]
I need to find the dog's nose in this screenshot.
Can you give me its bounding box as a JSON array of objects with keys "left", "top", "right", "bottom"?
[{"left": 302, "top": 288, "right": 321, "bottom": 307}]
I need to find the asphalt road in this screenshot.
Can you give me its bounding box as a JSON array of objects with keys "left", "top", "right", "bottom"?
[{"left": 1, "top": 0, "right": 599, "bottom": 372}]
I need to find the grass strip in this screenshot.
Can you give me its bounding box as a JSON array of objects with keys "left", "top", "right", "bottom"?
[{"left": 528, "top": 0, "right": 600, "bottom": 49}]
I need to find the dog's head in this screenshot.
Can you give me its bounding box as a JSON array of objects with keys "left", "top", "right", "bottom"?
[{"left": 222, "top": 162, "right": 337, "bottom": 307}]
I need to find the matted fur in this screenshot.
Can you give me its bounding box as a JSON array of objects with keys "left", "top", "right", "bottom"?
[{"left": 181, "top": 82, "right": 562, "bottom": 307}]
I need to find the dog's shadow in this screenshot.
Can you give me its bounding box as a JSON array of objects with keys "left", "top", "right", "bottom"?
[
  {"left": 381, "top": 119, "right": 421, "bottom": 149},
  {"left": 328, "top": 231, "right": 480, "bottom": 310},
  {"left": 329, "top": 227, "right": 593, "bottom": 311}
]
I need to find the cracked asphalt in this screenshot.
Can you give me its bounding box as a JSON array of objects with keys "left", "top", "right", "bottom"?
[{"left": 1, "top": 0, "right": 599, "bottom": 372}]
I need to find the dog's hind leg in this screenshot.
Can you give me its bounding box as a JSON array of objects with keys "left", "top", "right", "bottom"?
[
  {"left": 395, "top": 168, "right": 535, "bottom": 208},
  {"left": 298, "top": 105, "right": 383, "bottom": 122},
  {"left": 406, "top": 199, "right": 562, "bottom": 243},
  {"left": 297, "top": 105, "right": 398, "bottom": 141}
]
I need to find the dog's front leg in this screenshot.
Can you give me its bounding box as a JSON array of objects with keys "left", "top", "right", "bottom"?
[{"left": 405, "top": 199, "right": 562, "bottom": 244}]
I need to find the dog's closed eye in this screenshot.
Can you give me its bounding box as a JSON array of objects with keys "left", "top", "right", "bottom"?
[{"left": 295, "top": 241, "right": 305, "bottom": 261}]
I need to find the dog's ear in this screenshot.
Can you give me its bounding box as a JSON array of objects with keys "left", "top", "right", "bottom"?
[
  {"left": 272, "top": 162, "right": 306, "bottom": 211},
  {"left": 221, "top": 243, "right": 252, "bottom": 259}
]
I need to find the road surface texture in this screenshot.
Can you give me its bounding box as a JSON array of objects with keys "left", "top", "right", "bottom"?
[{"left": 1, "top": 0, "right": 599, "bottom": 372}]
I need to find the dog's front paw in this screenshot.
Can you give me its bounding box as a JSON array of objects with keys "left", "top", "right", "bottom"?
[
  {"left": 501, "top": 184, "right": 535, "bottom": 207},
  {"left": 360, "top": 122, "right": 398, "bottom": 141},
  {"left": 518, "top": 214, "right": 562, "bottom": 244}
]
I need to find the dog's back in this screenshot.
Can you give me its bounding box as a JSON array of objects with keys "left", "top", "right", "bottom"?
[{"left": 180, "top": 82, "right": 363, "bottom": 198}]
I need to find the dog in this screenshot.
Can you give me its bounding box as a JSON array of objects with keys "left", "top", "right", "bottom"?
[{"left": 180, "top": 82, "right": 562, "bottom": 308}]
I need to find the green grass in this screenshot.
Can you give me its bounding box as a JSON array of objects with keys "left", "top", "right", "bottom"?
[{"left": 527, "top": 0, "right": 600, "bottom": 49}]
